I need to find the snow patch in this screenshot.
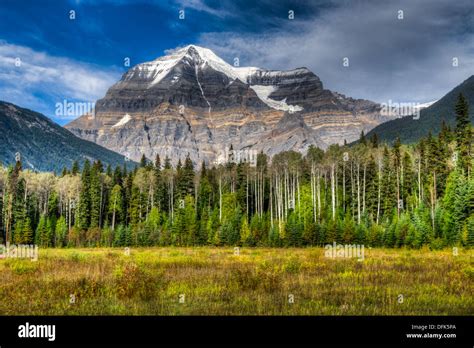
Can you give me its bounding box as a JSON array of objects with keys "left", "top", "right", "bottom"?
[
  {"left": 171, "top": 75, "right": 180, "bottom": 84},
  {"left": 415, "top": 100, "right": 438, "bottom": 110},
  {"left": 195, "top": 64, "right": 211, "bottom": 113},
  {"left": 112, "top": 114, "right": 131, "bottom": 128},
  {"left": 184, "top": 45, "right": 259, "bottom": 83},
  {"left": 134, "top": 45, "right": 261, "bottom": 87},
  {"left": 250, "top": 85, "right": 303, "bottom": 113}
]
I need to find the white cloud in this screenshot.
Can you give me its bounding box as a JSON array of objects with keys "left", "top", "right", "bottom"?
[
  {"left": 198, "top": 0, "right": 474, "bottom": 104},
  {"left": 175, "top": 0, "right": 233, "bottom": 18},
  {"left": 0, "top": 40, "right": 120, "bottom": 121}
]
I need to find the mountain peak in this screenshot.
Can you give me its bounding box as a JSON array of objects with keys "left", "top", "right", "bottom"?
[
  {"left": 179, "top": 44, "right": 214, "bottom": 56},
  {"left": 162, "top": 44, "right": 222, "bottom": 64},
  {"left": 124, "top": 45, "right": 320, "bottom": 88},
  {"left": 69, "top": 44, "right": 386, "bottom": 165},
  {"left": 131, "top": 44, "right": 260, "bottom": 86}
]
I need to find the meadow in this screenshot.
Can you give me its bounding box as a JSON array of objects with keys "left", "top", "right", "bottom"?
[{"left": 0, "top": 247, "right": 472, "bottom": 315}]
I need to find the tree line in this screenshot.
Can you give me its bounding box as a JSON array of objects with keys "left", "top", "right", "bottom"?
[{"left": 1, "top": 94, "right": 473, "bottom": 249}]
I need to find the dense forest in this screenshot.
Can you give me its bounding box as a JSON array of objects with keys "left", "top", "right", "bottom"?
[{"left": 1, "top": 94, "right": 473, "bottom": 249}]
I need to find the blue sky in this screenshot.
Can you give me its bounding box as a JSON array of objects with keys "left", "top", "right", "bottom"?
[{"left": 0, "top": 0, "right": 473, "bottom": 125}]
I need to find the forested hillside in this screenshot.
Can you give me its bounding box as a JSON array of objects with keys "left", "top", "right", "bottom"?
[
  {"left": 366, "top": 75, "right": 474, "bottom": 144},
  {"left": 1, "top": 94, "right": 473, "bottom": 249},
  {"left": 0, "top": 101, "right": 131, "bottom": 172}
]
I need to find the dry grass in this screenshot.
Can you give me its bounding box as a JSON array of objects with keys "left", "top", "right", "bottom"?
[{"left": 0, "top": 247, "right": 472, "bottom": 315}]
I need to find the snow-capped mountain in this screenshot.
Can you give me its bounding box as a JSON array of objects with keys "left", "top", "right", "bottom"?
[
  {"left": 66, "top": 45, "right": 390, "bottom": 164},
  {"left": 132, "top": 45, "right": 261, "bottom": 87}
]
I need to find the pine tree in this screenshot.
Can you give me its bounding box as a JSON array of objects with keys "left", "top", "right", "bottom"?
[
  {"left": 240, "top": 215, "right": 251, "bottom": 245},
  {"left": 177, "top": 154, "right": 194, "bottom": 198},
  {"left": 89, "top": 164, "right": 101, "bottom": 228},
  {"left": 466, "top": 215, "right": 474, "bottom": 247},
  {"left": 159, "top": 156, "right": 172, "bottom": 214},
  {"left": 22, "top": 217, "right": 34, "bottom": 244},
  {"left": 13, "top": 220, "right": 23, "bottom": 244},
  {"left": 140, "top": 154, "right": 147, "bottom": 168},
  {"left": 439, "top": 120, "right": 452, "bottom": 144},
  {"left": 35, "top": 215, "right": 49, "bottom": 247},
  {"left": 11, "top": 177, "right": 26, "bottom": 244},
  {"left": 285, "top": 211, "right": 303, "bottom": 246},
  {"left": 454, "top": 94, "right": 471, "bottom": 173},
  {"left": 220, "top": 193, "right": 241, "bottom": 245},
  {"left": 47, "top": 216, "right": 56, "bottom": 246},
  {"left": 442, "top": 169, "right": 468, "bottom": 244},
  {"left": 152, "top": 155, "right": 162, "bottom": 208},
  {"left": 77, "top": 160, "right": 91, "bottom": 230},
  {"left": 359, "top": 130, "right": 367, "bottom": 145},
  {"left": 171, "top": 201, "right": 186, "bottom": 246},
  {"left": 71, "top": 161, "right": 80, "bottom": 175},
  {"left": 129, "top": 186, "right": 141, "bottom": 226},
  {"left": 342, "top": 211, "right": 356, "bottom": 243},
  {"left": 183, "top": 195, "right": 197, "bottom": 245},
  {"left": 197, "top": 162, "right": 212, "bottom": 216},
  {"left": 370, "top": 133, "right": 379, "bottom": 148},
  {"left": 365, "top": 154, "right": 378, "bottom": 220},
  {"left": 55, "top": 216, "right": 68, "bottom": 247},
  {"left": 113, "top": 166, "right": 123, "bottom": 186}
]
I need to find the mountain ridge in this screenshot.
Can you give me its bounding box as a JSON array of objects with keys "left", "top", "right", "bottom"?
[
  {"left": 0, "top": 100, "right": 133, "bottom": 172},
  {"left": 66, "top": 45, "right": 392, "bottom": 164},
  {"left": 366, "top": 75, "right": 474, "bottom": 144}
]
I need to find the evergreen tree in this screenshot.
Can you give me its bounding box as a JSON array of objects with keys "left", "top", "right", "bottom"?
[
  {"left": 22, "top": 217, "right": 34, "bottom": 244},
  {"left": 140, "top": 154, "right": 147, "bottom": 168},
  {"left": 35, "top": 215, "right": 49, "bottom": 247},
  {"left": 442, "top": 170, "right": 468, "bottom": 244},
  {"left": 71, "top": 161, "right": 80, "bottom": 175},
  {"left": 183, "top": 195, "right": 197, "bottom": 245},
  {"left": 89, "top": 165, "right": 101, "bottom": 228},
  {"left": 77, "top": 160, "right": 91, "bottom": 230},
  {"left": 179, "top": 153, "right": 195, "bottom": 198},
  {"left": 286, "top": 211, "right": 303, "bottom": 246},
  {"left": 454, "top": 94, "right": 471, "bottom": 173},
  {"left": 342, "top": 211, "right": 356, "bottom": 243},
  {"left": 466, "top": 215, "right": 474, "bottom": 247},
  {"left": 370, "top": 133, "right": 379, "bottom": 148},
  {"left": 359, "top": 130, "right": 367, "bottom": 145},
  {"left": 55, "top": 216, "right": 68, "bottom": 247}
]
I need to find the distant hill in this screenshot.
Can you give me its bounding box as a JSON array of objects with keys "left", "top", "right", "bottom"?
[
  {"left": 366, "top": 75, "right": 474, "bottom": 144},
  {"left": 0, "top": 101, "right": 133, "bottom": 172}
]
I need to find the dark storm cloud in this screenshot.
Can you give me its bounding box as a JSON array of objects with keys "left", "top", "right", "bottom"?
[{"left": 198, "top": 0, "right": 474, "bottom": 103}]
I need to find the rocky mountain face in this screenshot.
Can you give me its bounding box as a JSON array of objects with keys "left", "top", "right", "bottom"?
[
  {"left": 0, "top": 101, "right": 131, "bottom": 172},
  {"left": 66, "top": 45, "right": 390, "bottom": 165}
]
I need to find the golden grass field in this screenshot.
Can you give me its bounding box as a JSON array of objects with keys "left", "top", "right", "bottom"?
[{"left": 0, "top": 247, "right": 472, "bottom": 315}]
